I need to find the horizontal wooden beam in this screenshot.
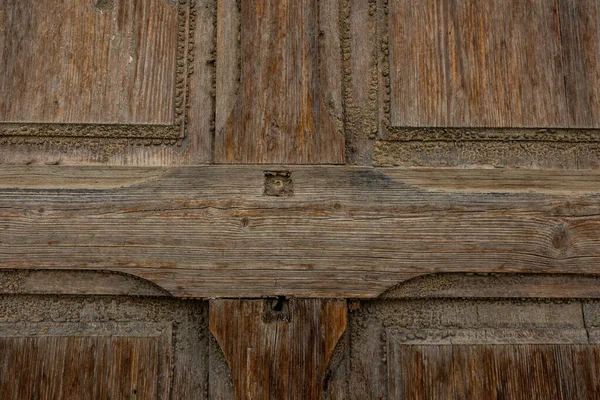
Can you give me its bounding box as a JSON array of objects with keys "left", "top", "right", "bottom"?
[{"left": 1, "top": 166, "right": 599, "bottom": 298}]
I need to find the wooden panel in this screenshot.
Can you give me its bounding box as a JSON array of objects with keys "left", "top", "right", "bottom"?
[
  {"left": 0, "top": 336, "right": 162, "bottom": 399},
  {"left": 0, "top": 295, "right": 209, "bottom": 399},
  {"left": 0, "top": 0, "right": 213, "bottom": 166},
  {"left": 214, "top": 0, "right": 344, "bottom": 164},
  {"left": 1, "top": 166, "right": 600, "bottom": 298},
  {"left": 388, "top": 0, "right": 600, "bottom": 128},
  {"left": 0, "top": 0, "right": 178, "bottom": 125},
  {"left": 210, "top": 299, "right": 346, "bottom": 399},
  {"left": 388, "top": 344, "right": 587, "bottom": 399}
]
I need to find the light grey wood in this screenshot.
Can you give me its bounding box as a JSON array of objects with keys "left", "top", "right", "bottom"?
[{"left": 1, "top": 165, "right": 600, "bottom": 298}]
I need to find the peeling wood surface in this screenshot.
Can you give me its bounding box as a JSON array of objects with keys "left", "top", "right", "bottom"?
[
  {"left": 389, "top": 0, "right": 600, "bottom": 128},
  {"left": 0, "top": 0, "right": 178, "bottom": 125},
  {"left": 210, "top": 299, "right": 346, "bottom": 399},
  {"left": 214, "top": 0, "right": 345, "bottom": 164},
  {"left": 1, "top": 165, "right": 600, "bottom": 298}
]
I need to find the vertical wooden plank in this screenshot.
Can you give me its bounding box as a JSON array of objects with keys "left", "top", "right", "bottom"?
[
  {"left": 0, "top": 0, "right": 178, "bottom": 125},
  {"left": 214, "top": 0, "right": 345, "bottom": 164},
  {"left": 209, "top": 299, "right": 346, "bottom": 399},
  {"left": 0, "top": 336, "right": 162, "bottom": 400},
  {"left": 388, "top": 0, "right": 569, "bottom": 128},
  {"left": 388, "top": 343, "right": 454, "bottom": 400},
  {"left": 558, "top": 0, "right": 600, "bottom": 128}
]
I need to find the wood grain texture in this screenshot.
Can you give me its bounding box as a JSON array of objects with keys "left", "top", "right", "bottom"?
[
  {"left": 0, "top": 0, "right": 178, "bottom": 125},
  {"left": 214, "top": 0, "right": 344, "bottom": 164},
  {"left": 0, "top": 0, "right": 213, "bottom": 166},
  {"left": 344, "top": 0, "right": 378, "bottom": 165},
  {"left": 388, "top": 0, "right": 600, "bottom": 128},
  {"left": 0, "top": 336, "right": 164, "bottom": 400},
  {"left": 388, "top": 344, "right": 590, "bottom": 399},
  {"left": 0, "top": 270, "right": 169, "bottom": 296},
  {"left": 209, "top": 299, "right": 346, "bottom": 399},
  {"left": 346, "top": 298, "right": 600, "bottom": 398},
  {"left": 1, "top": 165, "right": 600, "bottom": 298},
  {"left": 0, "top": 295, "right": 209, "bottom": 399}
]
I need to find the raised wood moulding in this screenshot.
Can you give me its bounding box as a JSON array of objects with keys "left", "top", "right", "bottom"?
[
  {"left": 386, "top": 0, "right": 600, "bottom": 129},
  {"left": 0, "top": 0, "right": 195, "bottom": 145},
  {"left": 1, "top": 165, "right": 599, "bottom": 298}
]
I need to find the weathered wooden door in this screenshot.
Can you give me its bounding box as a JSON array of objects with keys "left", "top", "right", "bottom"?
[{"left": 2, "top": 0, "right": 600, "bottom": 398}]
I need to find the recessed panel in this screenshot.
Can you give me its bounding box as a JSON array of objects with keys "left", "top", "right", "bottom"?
[
  {"left": 388, "top": 0, "right": 600, "bottom": 128},
  {"left": 1, "top": 0, "right": 178, "bottom": 125}
]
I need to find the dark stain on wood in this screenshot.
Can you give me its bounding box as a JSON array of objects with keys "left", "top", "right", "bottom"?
[{"left": 209, "top": 298, "right": 346, "bottom": 399}]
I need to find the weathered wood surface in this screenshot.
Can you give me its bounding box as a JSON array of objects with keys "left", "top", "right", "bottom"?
[
  {"left": 388, "top": 344, "right": 589, "bottom": 399},
  {"left": 0, "top": 295, "right": 208, "bottom": 399},
  {"left": 0, "top": 0, "right": 213, "bottom": 166},
  {"left": 210, "top": 299, "right": 346, "bottom": 399},
  {"left": 214, "top": 0, "right": 344, "bottom": 164},
  {"left": 1, "top": 165, "right": 600, "bottom": 298},
  {"left": 345, "top": 298, "right": 600, "bottom": 398},
  {"left": 382, "top": 273, "right": 600, "bottom": 299},
  {"left": 388, "top": 0, "right": 600, "bottom": 128},
  {"left": 0, "top": 0, "right": 178, "bottom": 125},
  {"left": 0, "top": 336, "right": 164, "bottom": 400}
]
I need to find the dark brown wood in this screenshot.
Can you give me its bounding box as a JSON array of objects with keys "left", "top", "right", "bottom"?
[
  {"left": 344, "top": 298, "right": 600, "bottom": 398},
  {"left": 209, "top": 299, "right": 346, "bottom": 399},
  {"left": 214, "top": 0, "right": 345, "bottom": 164},
  {"left": 2, "top": 165, "right": 600, "bottom": 298},
  {"left": 0, "top": 294, "right": 209, "bottom": 399},
  {"left": 388, "top": 0, "right": 600, "bottom": 128},
  {"left": 0, "top": 336, "right": 163, "bottom": 400},
  {"left": 1, "top": 0, "right": 178, "bottom": 125},
  {"left": 388, "top": 344, "right": 585, "bottom": 399},
  {"left": 559, "top": 0, "right": 600, "bottom": 128}
]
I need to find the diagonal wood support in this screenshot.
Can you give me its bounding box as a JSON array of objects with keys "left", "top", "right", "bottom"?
[{"left": 209, "top": 299, "right": 346, "bottom": 399}]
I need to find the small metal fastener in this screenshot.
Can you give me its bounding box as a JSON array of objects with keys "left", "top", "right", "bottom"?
[{"left": 264, "top": 171, "right": 293, "bottom": 197}]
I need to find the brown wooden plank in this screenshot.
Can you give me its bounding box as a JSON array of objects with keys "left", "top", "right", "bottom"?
[
  {"left": 0, "top": 0, "right": 213, "bottom": 166},
  {"left": 388, "top": 0, "right": 589, "bottom": 128},
  {"left": 389, "top": 344, "right": 586, "bottom": 399},
  {"left": 1, "top": 166, "right": 600, "bottom": 298},
  {"left": 0, "top": 336, "right": 161, "bottom": 399},
  {"left": 214, "top": 0, "right": 344, "bottom": 164},
  {"left": 388, "top": 344, "right": 455, "bottom": 399},
  {"left": 0, "top": 0, "right": 178, "bottom": 125},
  {"left": 558, "top": 0, "right": 600, "bottom": 128},
  {"left": 209, "top": 299, "right": 346, "bottom": 399}
]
